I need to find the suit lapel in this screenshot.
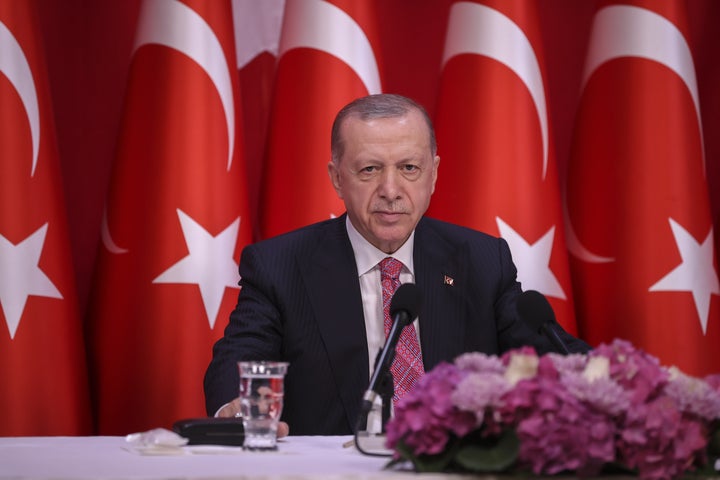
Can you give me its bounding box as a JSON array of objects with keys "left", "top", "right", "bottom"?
[
  {"left": 414, "top": 218, "right": 469, "bottom": 370},
  {"left": 297, "top": 216, "right": 368, "bottom": 430}
]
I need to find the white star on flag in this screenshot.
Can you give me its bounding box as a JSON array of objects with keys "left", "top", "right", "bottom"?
[
  {"left": 649, "top": 218, "right": 720, "bottom": 335},
  {"left": 0, "top": 223, "right": 62, "bottom": 339},
  {"left": 496, "top": 217, "right": 566, "bottom": 300},
  {"left": 153, "top": 209, "right": 241, "bottom": 329}
]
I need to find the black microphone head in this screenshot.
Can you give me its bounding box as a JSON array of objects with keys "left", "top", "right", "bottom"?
[
  {"left": 516, "top": 290, "right": 556, "bottom": 333},
  {"left": 389, "top": 283, "right": 423, "bottom": 322}
]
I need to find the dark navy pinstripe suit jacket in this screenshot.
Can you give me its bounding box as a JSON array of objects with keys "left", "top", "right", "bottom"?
[{"left": 204, "top": 214, "right": 589, "bottom": 435}]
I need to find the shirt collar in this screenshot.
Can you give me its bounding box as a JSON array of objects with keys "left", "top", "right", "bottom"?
[{"left": 345, "top": 216, "right": 415, "bottom": 277}]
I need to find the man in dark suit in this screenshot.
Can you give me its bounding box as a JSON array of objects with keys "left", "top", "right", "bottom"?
[{"left": 204, "top": 93, "right": 589, "bottom": 436}]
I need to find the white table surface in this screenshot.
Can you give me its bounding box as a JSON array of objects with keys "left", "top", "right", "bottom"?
[
  {"left": 0, "top": 434, "right": 431, "bottom": 480},
  {"left": 6, "top": 434, "right": 713, "bottom": 480}
]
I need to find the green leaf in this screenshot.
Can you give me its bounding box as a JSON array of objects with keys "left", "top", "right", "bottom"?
[
  {"left": 416, "top": 442, "right": 462, "bottom": 472},
  {"left": 454, "top": 429, "right": 519, "bottom": 472},
  {"left": 392, "top": 438, "right": 460, "bottom": 473},
  {"left": 707, "top": 425, "right": 720, "bottom": 458},
  {"left": 695, "top": 426, "right": 720, "bottom": 477},
  {"left": 600, "top": 461, "right": 636, "bottom": 475},
  {"left": 391, "top": 440, "right": 415, "bottom": 464}
]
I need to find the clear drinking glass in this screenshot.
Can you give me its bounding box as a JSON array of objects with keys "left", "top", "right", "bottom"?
[{"left": 238, "top": 361, "right": 289, "bottom": 450}]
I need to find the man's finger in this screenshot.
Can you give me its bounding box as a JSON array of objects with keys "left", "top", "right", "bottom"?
[{"left": 216, "top": 398, "right": 241, "bottom": 418}]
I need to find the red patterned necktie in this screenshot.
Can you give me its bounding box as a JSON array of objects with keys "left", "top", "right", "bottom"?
[{"left": 379, "top": 257, "right": 424, "bottom": 404}]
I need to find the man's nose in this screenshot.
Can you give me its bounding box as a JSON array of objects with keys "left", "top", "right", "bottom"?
[{"left": 378, "top": 169, "right": 402, "bottom": 199}]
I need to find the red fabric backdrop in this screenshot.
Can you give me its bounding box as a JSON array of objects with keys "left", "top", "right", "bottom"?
[
  {"left": 1, "top": 0, "right": 715, "bottom": 434},
  {"left": 36, "top": 0, "right": 719, "bottom": 312}
]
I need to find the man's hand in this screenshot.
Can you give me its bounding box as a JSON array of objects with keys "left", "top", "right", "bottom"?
[{"left": 216, "top": 398, "right": 290, "bottom": 438}]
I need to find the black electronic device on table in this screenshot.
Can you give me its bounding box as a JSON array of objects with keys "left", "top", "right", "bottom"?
[{"left": 172, "top": 417, "right": 245, "bottom": 446}]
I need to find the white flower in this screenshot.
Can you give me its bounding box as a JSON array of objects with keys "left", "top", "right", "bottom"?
[
  {"left": 582, "top": 356, "right": 610, "bottom": 382},
  {"left": 504, "top": 353, "right": 539, "bottom": 386}
]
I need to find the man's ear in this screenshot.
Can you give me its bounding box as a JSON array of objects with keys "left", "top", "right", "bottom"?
[
  {"left": 327, "top": 161, "right": 343, "bottom": 199},
  {"left": 431, "top": 155, "right": 440, "bottom": 194}
]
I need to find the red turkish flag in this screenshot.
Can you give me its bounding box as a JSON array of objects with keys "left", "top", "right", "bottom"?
[
  {"left": 0, "top": 2, "right": 91, "bottom": 435},
  {"left": 566, "top": 0, "right": 720, "bottom": 375},
  {"left": 88, "top": 0, "right": 253, "bottom": 434},
  {"left": 231, "top": 0, "right": 285, "bottom": 236},
  {"left": 428, "top": 0, "right": 578, "bottom": 334},
  {"left": 260, "top": 0, "right": 384, "bottom": 238}
]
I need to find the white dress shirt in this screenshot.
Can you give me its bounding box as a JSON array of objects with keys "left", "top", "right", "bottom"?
[
  {"left": 218, "top": 218, "right": 421, "bottom": 423},
  {"left": 345, "top": 217, "right": 421, "bottom": 431}
]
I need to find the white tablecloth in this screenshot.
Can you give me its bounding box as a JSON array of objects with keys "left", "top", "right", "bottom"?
[
  {"left": 7, "top": 434, "right": 711, "bottom": 480},
  {"left": 0, "top": 435, "right": 433, "bottom": 480}
]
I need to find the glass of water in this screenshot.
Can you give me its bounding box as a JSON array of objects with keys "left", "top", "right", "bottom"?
[{"left": 238, "top": 361, "right": 289, "bottom": 450}]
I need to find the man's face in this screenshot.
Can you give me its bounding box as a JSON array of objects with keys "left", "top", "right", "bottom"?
[{"left": 328, "top": 110, "right": 440, "bottom": 253}]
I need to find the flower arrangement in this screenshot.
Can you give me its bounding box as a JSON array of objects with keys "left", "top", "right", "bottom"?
[{"left": 385, "top": 339, "right": 720, "bottom": 480}]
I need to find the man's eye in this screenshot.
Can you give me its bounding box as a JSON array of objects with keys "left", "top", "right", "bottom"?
[
  {"left": 361, "top": 166, "right": 377, "bottom": 173},
  {"left": 402, "top": 165, "right": 419, "bottom": 172}
]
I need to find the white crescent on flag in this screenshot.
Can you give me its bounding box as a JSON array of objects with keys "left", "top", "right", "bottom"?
[
  {"left": 279, "top": 0, "right": 381, "bottom": 95},
  {"left": 441, "top": 1, "right": 548, "bottom": 179},
  {"left": 0, "top": 20, "right": 40, "bottom": 177},
  {"left": 232, "top": 0, "right": 285, "bottom": 68},
  {"left": 100, "top": 207, "right": 128, "bottom": 254},
  {"left": 581, "top": 4, "right": 703, "bottom": 169},
  {"left": 134, "top": 0, "right": 236, "bottom": 171},
  {"left": 567, "top": 5, "right": 704, "bottom": 264},
  {"left": 103, "top": 0, "right": 239, "bottom": 256}
]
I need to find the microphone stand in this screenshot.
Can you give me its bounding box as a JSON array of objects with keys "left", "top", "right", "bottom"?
[
  {"left": 354, "top": 283, "right": 422, "bottom": 457},
  {"left": 541, "top": 323, "right": 571, "bottom": 354},
  {"left": 379, "top": 370, "right": 393, "bottom": 432},
  {"left": 354, "top": 351, "right": 397, "bottom": 457}
]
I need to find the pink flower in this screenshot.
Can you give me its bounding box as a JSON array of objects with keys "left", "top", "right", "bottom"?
[
  {"left": 496, "top": 366, "right": 615, "bottom": 475},
  {"left": 705, "top": 374, "right": 720, "bottom": 392},
  {"left": 592, "top": 339, "right": 668, "bottom": 404},
  {"left": 454, "top": 351, "right": 505, "bottom": 373},
  {"left": 549, "top": 352, "right": 589, "bottom": 375},
  {"left": 665, "top": 367, "right": 720, "bottom": 421},
  {"left": 386, "top": 362, "right": 475, "bottom": 456},
  {"left": 617, "top": 395, "right": 707, "bottom": 480},
  {"left": 451, "top": 372, "right": 510, "bottom": 421},
  {"left": 386, "top": 340, "right": 719, "bottom": 479}
]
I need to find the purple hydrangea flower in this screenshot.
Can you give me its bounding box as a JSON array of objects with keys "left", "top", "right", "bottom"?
[
  {"left": 451, "top": 372, "right": 511, "bottom": 421},
  {"left": 501, "top": 345, "right": 538, "bottom": 365},
  {"left": 562, "top": 371, "right": 630, "bottom": 417},
  {"left": 617, "top": 395, "right": 708, "bottom": 480},
  {"left": 705, "top": 374, "right": 720, "bottom": 392},
  {"left": 592, "top": 339, "right": 668, "bottom": 404},
  {"left": 454, "top": 351, "right": 505, "bottom": 374},
  {"left": 664, "top": 367, "right": 720, "bottom": 421},
  {"left": 386, "top": 362, "right": 475, "bottom": 456},
  {"left": 497, "top": 372, "right": 616, "bottom": 475},
  {"left": 387, "top": 340, "right": 718, "bottom": 479},
  {"left": 548, "top": 352, "right": 589, "bottom": 375}
]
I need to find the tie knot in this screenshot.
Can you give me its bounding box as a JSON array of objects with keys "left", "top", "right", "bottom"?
[{"left": 379, "top": 257, "right": 402, "bottom": 280}]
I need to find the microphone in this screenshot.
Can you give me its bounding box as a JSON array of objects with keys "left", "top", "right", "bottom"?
[
  {"left": 517, "top": 290, "right": 571, "bottom": 354},
  {"left": 356, "top": 283, "right": 423, "bottom": 432}
]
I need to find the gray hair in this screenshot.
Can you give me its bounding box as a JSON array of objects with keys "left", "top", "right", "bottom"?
[{"left": 330, "top": 93, "right": 437, "bottom": 163}]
